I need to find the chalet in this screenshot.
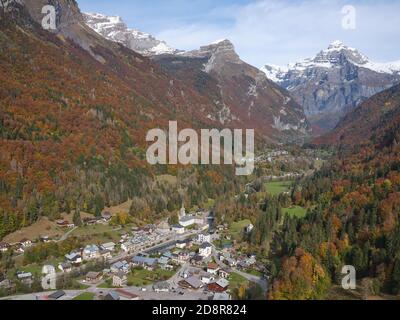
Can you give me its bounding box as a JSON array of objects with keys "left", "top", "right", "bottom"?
[
  {"left": 207, "top": 279, "right": 229, "bottom": 293},
  {"left": 158, "top": 257, "right": 173, "bottom": 270},
  {"left": 101, "top": 242, "right": 116, "bottom": 252},
  {"left": 58, "top": 262, "right": 72, "bottom": 273},
  {"left": 48, "top": 290, "right": 66, "bottom": 300},
  {"left": 65, "top": 252, "right": 82, "bottom": 265},
  {"left": 101, "top": 211, "right": 112, "bottom": 221},
  {"left": 0, "top": 242, "right": 10, "bottom": 252},
  {"left": 218, "top": 269, "right": 230, "bottom": 279},
  {"left": 86, "top": 271, "right": 103, "bottom": 284},
  {"left": 82, "top": 244, "right": 100, "bottom": 261},
  {"left": 113, "top": 271, "right": 128, "bottom": 287},
  {"left": 199, "top": 242, "right": 212, "bottom": 258},
  {"left": 200, "top": 272, "right": 215, "bottom": 284},
  {"left": 207, "top": 263, "right": 219, "bottom": 275},
  {"left": 110, "top": 260, "right": 130, "bottom": 274},
  {"left": 197, "top": 233, "right": 211, "bottom": 244},
  {"left": 115, "top": 289, "right": 140, "bottom": 300},
  {"left": 172, "top": 224, "right": 185, "bottom": 235},
  {"left": 56, "top": 220, "right": 75, "bottom": 228},
  {"left": 190, "top": 254, "right": 204, "bottom": 266},
  {"left": 153, "top": 281, "right": 170, "bottom": 293},
  {"left": 178, "top": 276, "right": 203, "bottom": 290},
  {"left": 20, "top": 238, "right": 32, "bottom": 248}
]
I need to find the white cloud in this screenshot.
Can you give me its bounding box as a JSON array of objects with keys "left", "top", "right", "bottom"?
[{"left": 156, "top": 0, "right": 400, "bottom": 68}]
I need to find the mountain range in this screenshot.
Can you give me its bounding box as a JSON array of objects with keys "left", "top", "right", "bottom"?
[
  {"left": 83, "top": 11, "right": 311, "bottom": 143},
  {"left": 83, "top": 12, "right": 178, "bottom": 56},
  {"left": 262, "top": 41, "right": 400, "bottom": 132}
]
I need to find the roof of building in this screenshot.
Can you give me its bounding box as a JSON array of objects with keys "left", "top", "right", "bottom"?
[
  {"left": 213, "top": 292, "right": 231, "bottom": 300},
  {"left": 180, "top": 215, "right": 195, "bottom": 222},
  {"left": 132, "top": 255, "right": 157, "bottom": 266},
  {"left": 114, "top": 271, "right": 127, "bottom": 279},
  {"left": 153, "top": 281, "right": 170, "bottom": 290},
  {"left": 216, "top": 278, "right": 229, "bottom": 288},
  {"left": 101, "top": 242, "right": 116, "bottom": 248},
  {"left": 200, "top": 242, "right": 212, "bottom": 249},
  {"left": 158, "top": 257, "right": 170, "bottom": 265},
  {"left": 105, "top": 291, "right": 120, "bottom": 301},
  {"left": 115, "top": 289, "right": 139, "bottom": 300},
  {"left": 48, "top": 290, "right": 66, "bottom": 300},
  {"left": 86, "top": 271, "right": 102, "bottom": 279},
  {"left": 84, "top": 244, "right": 99, "bottom": 252},
  {"left": 182, "top": 276, "right": 203, "bottom": 289},
  {"left": 207, "top": 263, "right": 219, "bottom": 270}
]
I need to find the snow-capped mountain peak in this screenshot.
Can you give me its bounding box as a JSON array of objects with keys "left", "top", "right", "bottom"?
[
  {"left": 261, "top": 41, "right": 400, "bottom": 132},
  {"left": 83, "top": 12, "right": 178, "bottom": 56},
  {"left": 262, "top": 41, "right": 400, "bottom": 83}
]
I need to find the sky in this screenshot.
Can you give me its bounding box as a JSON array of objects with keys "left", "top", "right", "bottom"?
[{"left": 78, "top": 0, "right": 400, "bottom": 68}]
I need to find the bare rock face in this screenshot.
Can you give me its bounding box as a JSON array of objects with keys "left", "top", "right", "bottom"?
[
  {"left": 83, "top": 12, "right": 178, "bottom": 56},
  {"left": 155, "top": 39, "right": 311, "bottom": 143},
  {"left": 262, "top": 41, "right": 400, "bottom": 132}
]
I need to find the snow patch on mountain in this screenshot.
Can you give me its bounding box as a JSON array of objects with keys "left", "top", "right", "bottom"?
[
  {"left": 83, "top": 12, "right": 178, "bottom": 56},
  {"left": 262, "top": 41, "right": 400, "bottom": 82}
]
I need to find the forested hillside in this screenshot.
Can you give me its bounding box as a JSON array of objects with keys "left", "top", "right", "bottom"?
[
  {"left": 0, "top": 6, "right": 236, "bottom": 239},
  {"left": 267, "top": 85, "right": 400, "bottom": 299}
]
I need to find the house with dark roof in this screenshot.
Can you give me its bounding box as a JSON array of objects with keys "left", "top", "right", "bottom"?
[
  {"left": 153, "top": 281, "right": 170, "bottom": 293},
  {"left": 178, "top": 276, "right": 204, "bottom": 290},
  {"left": 104, "top": 291, "right": 120, "bottom": 301},
  {"left": 132, "top": 255, "right": 157, "bottom": 270},
  {"left": 48, "top": 290, "right": 66, "bottom": 300}
]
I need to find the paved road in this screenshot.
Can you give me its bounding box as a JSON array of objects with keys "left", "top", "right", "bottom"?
[{"left": 57, "top": 227, "right": 78, "bottom": 242}]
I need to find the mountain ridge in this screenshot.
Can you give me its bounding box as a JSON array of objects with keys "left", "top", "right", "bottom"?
[{"left": 262, "top": 41, "right": 400, "bottom": 132}]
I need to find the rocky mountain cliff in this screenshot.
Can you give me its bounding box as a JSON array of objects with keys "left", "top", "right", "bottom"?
[
  {"left": 262, "top": 41, "right": 400, "bottom": 133},
  {"left": 314, "top": 83, "right": 400, "bottom": 147},
  {"left": 154, "top": 39, "right": 311, "bottom": 143},
  {"left": 83, "top": 12, "right": 178, "bottom": 56}
]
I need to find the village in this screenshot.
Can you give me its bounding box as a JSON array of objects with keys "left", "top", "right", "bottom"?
[{"left": 0, "top": 205, "right": 267, "bottom": 301}]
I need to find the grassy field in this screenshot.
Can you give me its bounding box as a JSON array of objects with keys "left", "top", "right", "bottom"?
[
  {"left": 69, "top": 224, "right": 127, "bottom": 245},
  {"left": 127, "top": 268, "right": 176, "bottom": 287},
  {"left": 282, "top": 206, "right": 307, "bottom": 218},
  {"left": 73, "top": 292, "right": 95, "bottom": 300},
  {"left": 228, "top": 219, "right": 251, "bottom": 241},
  {"left": 264, "top": 181, "right": 293, "bottom": 196}
]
